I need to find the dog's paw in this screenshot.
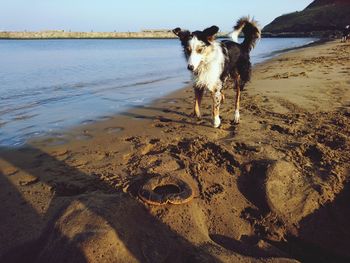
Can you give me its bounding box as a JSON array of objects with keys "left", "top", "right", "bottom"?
[
  {"left": 213, "top": 116, "right": 221, "bottom": 128},
  {"left": 233, "top": 110, "right": 240, "bottom": 124}
]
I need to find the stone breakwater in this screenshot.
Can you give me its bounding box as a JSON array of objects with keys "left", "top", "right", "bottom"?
[{"left": 0, "top": 30, "right": 228, "bottom": 39}]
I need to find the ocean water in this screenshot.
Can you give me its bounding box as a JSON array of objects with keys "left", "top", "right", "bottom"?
[{"left": 0, "top": 38, "right": 317, "bottom": 146}]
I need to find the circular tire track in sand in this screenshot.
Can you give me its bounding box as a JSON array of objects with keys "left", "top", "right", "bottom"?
[{"left": 138, "top": 175, "right": 194, "bottom": 205}]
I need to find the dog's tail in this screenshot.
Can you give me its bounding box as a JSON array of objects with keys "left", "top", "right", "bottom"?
[{"left": 229, "top": 16, "right": 261, "bottom": 52}]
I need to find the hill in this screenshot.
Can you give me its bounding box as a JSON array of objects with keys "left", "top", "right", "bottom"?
[{"left": 263, "top": 0, "right": 350, "bottom": 35}]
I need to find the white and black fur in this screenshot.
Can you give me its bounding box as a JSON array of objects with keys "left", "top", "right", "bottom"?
[{"left": 173, "top": 17, "right": 260, "bottom": 127}]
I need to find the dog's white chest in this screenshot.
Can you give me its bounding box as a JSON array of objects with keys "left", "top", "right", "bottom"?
[
  {"left": 195, "top": 67, "right": 220, "bottom": 91},
  {"left": 194, "top": 51, "right": 224, "bottom": 91}
]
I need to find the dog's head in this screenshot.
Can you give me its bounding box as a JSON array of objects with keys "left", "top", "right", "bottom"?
[{"left": 173, "top": 26, "right": 219, "bottom": 72}]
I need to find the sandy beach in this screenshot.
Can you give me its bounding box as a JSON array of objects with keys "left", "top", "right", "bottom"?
[{"left": 1, "top": 40, "right": 349, "bottom": 262}]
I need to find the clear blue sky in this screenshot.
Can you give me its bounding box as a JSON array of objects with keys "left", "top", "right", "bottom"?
[{"left": 0, "top": 0, "right": 313, "bottom": 32}]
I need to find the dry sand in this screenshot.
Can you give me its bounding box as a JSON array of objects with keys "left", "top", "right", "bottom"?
[{"left": 0, "top": 40, "right": 349, "bottom": 263}]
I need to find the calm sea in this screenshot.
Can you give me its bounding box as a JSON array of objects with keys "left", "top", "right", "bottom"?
[{"left": 0, "top": 38, "right": 317, "bottom": 146}]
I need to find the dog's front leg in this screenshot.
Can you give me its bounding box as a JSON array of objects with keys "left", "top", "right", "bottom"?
[
  {"left": 211, "top": 89, "right": 222, "bottom": 128},
  {"left": 194, "top": 87, "right": 204, "bottom": 118}
]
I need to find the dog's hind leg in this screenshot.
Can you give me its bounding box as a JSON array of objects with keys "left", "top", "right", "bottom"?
[
  {"left": 211, "top": 87, "right": 222, "bottom": 128},
  {"left": 193, "top": 87, "right": 204, "bottom": 118},
  {"left": 233, "top": 76, "right": 241, "bottom": 124}
]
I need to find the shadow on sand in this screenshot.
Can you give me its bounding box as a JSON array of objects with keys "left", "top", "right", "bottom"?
[
  {"left": 273, "top": 180, "right": 350, "bottom": 263},
  {"left": 0, "top": 145, "right": 219, "bottom": 263}
]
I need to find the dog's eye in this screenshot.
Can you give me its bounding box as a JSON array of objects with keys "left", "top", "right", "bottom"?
[
  {"left": 186, "top": 46, "right": 192, "bottom": 53},
  {"left": 196, "top": 47, "right": 204, "bottom": 53}
]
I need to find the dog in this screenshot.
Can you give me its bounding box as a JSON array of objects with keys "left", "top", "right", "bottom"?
[
  {"left": 341, "top": 25, "right": 350, "bottom": 42},
  {"left": 173, "top": 17, "right": 260, "bottom": 127}
]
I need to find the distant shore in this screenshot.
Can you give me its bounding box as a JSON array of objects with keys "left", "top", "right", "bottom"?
[
  {"left": 0, "top": 30, "right": 332, "bottom": 39},
  {"left": 0, "top": 30, "right": 175, "bottom": 39},
  {"left": 0, "top": 30, "right": 227, "bottom": 39}
]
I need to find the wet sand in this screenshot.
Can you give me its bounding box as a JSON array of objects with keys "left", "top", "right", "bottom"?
[{"left": 1, "top": 40, "right": 349, "bottom": 263}]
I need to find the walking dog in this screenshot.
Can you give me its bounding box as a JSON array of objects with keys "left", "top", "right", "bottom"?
[{"left": 173, "top": 17, "right": 260, "bottom": 127}]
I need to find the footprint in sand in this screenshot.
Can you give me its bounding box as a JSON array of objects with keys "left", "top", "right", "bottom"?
[
  {"left": 149, "top": 138, "right": 160, "bottom": 144},
  {"left": 90, "top": 151, "right": 108, "bottom": 161},
  {"left": 104, "top": 127, "right": 124, "bottom": 134},
  {"left": 203, "top": 183, "right": 224, "bottom": 202},
  {"left": 69, "top": 158, "right": 89, "bottom": 168},
  {"left": 37, "top": 134, "right": 69, "bottom": 147},
  {"left": 133, "top": 115, "right": 147, "bottom": 120},
  {"left": 75, "top": 133, "right": 93, "bottom": 141},
  {"left": 51, "top": 149, "right": 69, "bottom": 157},
  {"left": 158, "top": 116, "right": 172, "bottom": 123},
  {"left": 153, "top": 122, "right": 166, "bottom": 128}
]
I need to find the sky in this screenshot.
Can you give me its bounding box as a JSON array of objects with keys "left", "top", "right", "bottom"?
[{"left": 0, "top": 0, "right": 314, "bottom": 32}]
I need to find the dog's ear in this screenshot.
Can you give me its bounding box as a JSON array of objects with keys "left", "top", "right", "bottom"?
[
  {"left": 173, "top": 28, "right": 191, "bottom": 43},
  {"left": 203, "top": 25, "right": 219, "bottom": 42},
  {"left": 172, "top": 27, "right": 182, "bottom": 36}
]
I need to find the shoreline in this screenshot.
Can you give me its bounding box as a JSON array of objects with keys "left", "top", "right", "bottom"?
[
  {"left": 1, "top": 40, "right": 350, "bottom": 262},
  {"left": 0, "top": 37, "right": 322, "bottom": 148}
]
